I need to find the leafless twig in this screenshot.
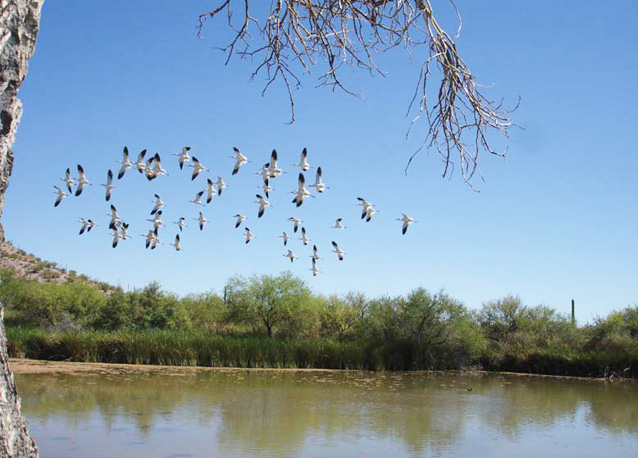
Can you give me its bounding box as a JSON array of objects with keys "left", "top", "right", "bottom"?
[{"left": 198, "top": 0, "right": 518, "bottom": 184}]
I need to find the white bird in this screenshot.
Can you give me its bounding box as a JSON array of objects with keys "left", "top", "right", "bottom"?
[
  {"left": 216, "top": 176, "right": 227, "bottom": 196},
  {"left": 206, "top": 178, "right": 218, "bottom": 203},
  {"left": 78, "top": 218, "right": 96, "bottom": 235},
  {"left": 233, "top": 214, "right": 246, "bottom": 229},
  {"left": 150, "top": 194, "right": 165, "bottom": 215},
  {"left": 174, "top": 217, "right": 186, "bottom": 232},
  {"left": 173, "top": 146, "right": 191, "bottom": 170},
  {"left": 297, "top": 172, "right": 311, "bottom": 196},
  {"left": 244, "top": 227, "right": 255, "bottom": 244},
  {"left": 310, "top": 258, "right": 322, "bottom": 277},
  {"left": 364, "top": 206, "right": 377, "bottom": 222},
  {"left": 332, "top": 241, "right": 345, "bottom": 261},
  {"left": 257, "top": 162, "right": 271, "bottom": 183},
  {"left": 135, "top": 149, "right": 147, "bottom": 174},
  {"left": 111, "top": 229, "right": 124, "bottom": 248},
  {"left": 357, "top": 197, "right": 373, "bottom": 216},
  {"left": 331, "top": 218, "right": 346, "bottom": 229},
  {"left": 144, "top": 155, "right": 155, "bottom": 179},
  {"left": 284, "top": 250, "right": 297, "bottom": 263},
  {"left": 189, "top": 156, "right": 207, "bottom": 181},
  {"left": 309, "top": 166, "right": 328, "bottom": 193},
  {"left": 108, "top": 204, "right": 121, "bottom": 230},
  {"left": 300, "top": 227, "right": 310, "bottom": 246},
  {"left": 357, "top": 197, "right": 377, "bottom": 222},
  {"left": 292, "top": 173, "right": 312, "bottom": 207},
  {"left": 144, "top": 153, "right": 165, "bottom": 181},
  {"left": 53, "top": 186, "right": 67, "bottom": 207},
  {"left": 231, "top": 147, "right": 248, "bottom": 175},
  {"left": 288, "top": 217, "right": 302, "bottom": 233},
  {"left": 60, "top": 168, "right": 75, "bottom": 193},
  {"left": 150, "top": 229, "right": 161, "bottom": 250},
  {"left": 268, "top": 149, "right": 283, "bottom": 178},
  {"left": 280, "top": 232, "right": 291, "bottom": 246},
  {"left": 170, "top": 234, "right": 182, "bottom": 251},
  {"left": 310, "top": 244, "right": 322, "bottom": 261},
  {"left": 291, "top": 191, "right": 308, "bottom": 208},
  {"left": 196, "top": 212, "right": 207, "bottom": 231},
  {"left": 142, "top": 229, "right": 156, "bottom": 249},
  {"left": 397, "top": 214, "right": 416, "bottom": 235},
  {"left": 101, "top": 169, "right": 115, "bottom": 201},
  {"left": 150, "top": 153, "right": 168, "bottom": 179},
  {"left": 255, "top": 194, "right": 271, "bottom": 218},
  {"left": 147, "top": 210, "right": 164, "bottom": 230},
  {"left": 258, "top": 179, "right": 275, "bottom": 198},
  {"left": 190, "top": 190, "right": 205, "bottom": 206},
  {"left": 117, "top": 146, "right": 132, "bottom": 179},
  {"left": 116, "top": 221, "right": 131, "bottom": 240},
  {"left": 293, "top": 147, "right": 311, "bottom": 171},
  {"left": 75, "top": 164, "right": 91, "bottom": 196}
]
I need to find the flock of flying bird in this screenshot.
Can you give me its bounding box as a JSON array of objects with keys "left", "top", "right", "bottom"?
[{"left": 53, "top": 147, "right": 416, "bottom": 276}]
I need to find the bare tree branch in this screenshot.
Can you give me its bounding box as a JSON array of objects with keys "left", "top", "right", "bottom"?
[{"left": 197, "top": 0, "right": 518, "bottom": 184}]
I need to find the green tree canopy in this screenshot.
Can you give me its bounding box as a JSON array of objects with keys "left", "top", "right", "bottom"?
[{"left": 225, "top": 272, "right": 312, "bottom": 338}]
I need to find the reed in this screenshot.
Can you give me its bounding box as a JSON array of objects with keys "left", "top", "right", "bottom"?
[{"left": 6, "top": 328, "right": 372, "bottom": 370}]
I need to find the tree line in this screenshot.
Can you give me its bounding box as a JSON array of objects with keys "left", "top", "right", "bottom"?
[{"left": 1, "top": 269, "right": 636, "bottom": 376}]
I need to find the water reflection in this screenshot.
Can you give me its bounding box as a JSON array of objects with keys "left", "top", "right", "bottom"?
[{"left": 16, "top": 370, "right": 638, "bottom": 458}]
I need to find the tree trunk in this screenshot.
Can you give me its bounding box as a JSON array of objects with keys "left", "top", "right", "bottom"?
[
  {"left": 0, "top": 1, "right": 45, "bottom": 457},
  {"left": 0, "top": 305, "right": 38, "bottom": 458}
]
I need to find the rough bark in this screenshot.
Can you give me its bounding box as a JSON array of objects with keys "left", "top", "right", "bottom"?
[
  {"left": 0, "top": 1, "right": 44, "bottom": 457},
  {"left": 1, "top": 0, "right": 43, "bottom": 240},
  {"left": 0, "top": 305, "right": 38, "bottom": 458}
]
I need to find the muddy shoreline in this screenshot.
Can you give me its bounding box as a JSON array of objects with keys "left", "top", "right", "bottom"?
[{"left": 9, "top": 358, "right": 616, "bottom": 382}]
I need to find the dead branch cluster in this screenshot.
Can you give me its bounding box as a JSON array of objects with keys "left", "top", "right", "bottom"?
[{"left": 198, "top": 0, "right": 516, "bottom": 184}]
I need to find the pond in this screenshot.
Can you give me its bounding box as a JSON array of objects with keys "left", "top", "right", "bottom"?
[{"left": 15, "top": 366, "right": 638, "bottom": 458}]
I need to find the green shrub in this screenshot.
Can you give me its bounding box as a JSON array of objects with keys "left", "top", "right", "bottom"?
[
  {"left": 225, "top": 272, "right": 313, "bottom": 339},
  {"left": 2, "top": 267, "right": 635, "bottom": 377}
]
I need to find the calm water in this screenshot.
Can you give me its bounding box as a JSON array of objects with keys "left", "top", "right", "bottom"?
[{"left": 15, "top": 369, "right": 638, "bottom": 458}]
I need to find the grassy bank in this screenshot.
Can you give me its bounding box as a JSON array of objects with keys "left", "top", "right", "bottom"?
[
  {"left": 4, "top": 327, "right": 478, "bottom": 371},
  {"left": 7, "top": 328, "right": 371, "bottom": 370},
  {"left": 7, "top": 327, "right": 637, "bottom": 376},
  {"left": 481, "top": 350, "right": 637, "bottom": 378}
]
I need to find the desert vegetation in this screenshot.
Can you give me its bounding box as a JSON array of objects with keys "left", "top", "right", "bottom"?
[{"left": 1, "top": 268, "right": 635, "bottom": 376}]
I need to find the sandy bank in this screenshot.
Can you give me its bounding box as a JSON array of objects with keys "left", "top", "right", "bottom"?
[
  {"left": 8, "top": 358, "right": 344, "bottom": 375},
  {"left": 8, "top": 358, "right": 616, "bottom": 382}
]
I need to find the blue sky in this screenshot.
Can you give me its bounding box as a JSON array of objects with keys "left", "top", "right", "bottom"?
[{"left": 5, "top": 1, "right": 637, "bottom": 322}]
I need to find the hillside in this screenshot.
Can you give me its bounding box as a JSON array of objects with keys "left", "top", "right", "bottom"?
[{"left": 0, "top": 241, "right": 112, "bottom": 290}]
